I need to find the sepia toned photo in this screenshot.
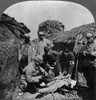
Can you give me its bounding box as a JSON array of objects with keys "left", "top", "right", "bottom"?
[{"left": 0, "top": 1, "right": 96, "bottom": 100}]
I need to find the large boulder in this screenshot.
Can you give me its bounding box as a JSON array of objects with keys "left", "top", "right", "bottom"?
[{"left": 0, "top": 13, "right": 30, "bottom": 100}]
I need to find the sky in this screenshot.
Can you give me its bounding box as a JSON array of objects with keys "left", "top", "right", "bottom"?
[{"left": 4, "top": 1, "right": 95, "bottom": 40}]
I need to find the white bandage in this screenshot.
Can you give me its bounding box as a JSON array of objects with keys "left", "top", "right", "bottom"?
[{"left": 70, "top": 61, "right": 74, "bottom": 65}]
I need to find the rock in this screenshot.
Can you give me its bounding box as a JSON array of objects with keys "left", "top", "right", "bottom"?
[{"left": 0, "top": 13, "right": 30, "bottom": 100}]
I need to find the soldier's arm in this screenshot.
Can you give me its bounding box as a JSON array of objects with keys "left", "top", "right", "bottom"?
[
  {"left": 52, "top": 50, "right": 59, "bottom": 58},
  {"left": 39, "top": 67, "right": 48, "bottom": 76},
  {"left": 69, "top": 52, "right": 75, "bottom": 61},
  {"left": 25, "top": 64, "right": 42, "bottom": 83},
  {"left": 56, "top": 51, "right": 63, "bottom": 75},
  {"left": 90, "top": 46, "right": 96, "bottom": 56},
  {"left": 68, "top": 61, "right": 75, "bottom": 75},
  {"left": 90, "top": 51, "right": 96, "bottom": 56},
  {"left": 28, "top": 45, "right": 32, "bottom": 64},
  {"left": 28, "top": 43, "right": 36, "bottom": 63},
  {"left": 51, "top": 50, "right": 62, "bottom": 75},
  {"left": 26, "top": 70, "right": 42, "bottom": 83},
  {"left": 22, "top": 67, "right": 26, "bottom": 74},
  {"left": 56, "top": 57, "right": 62, "bottom": 76},
  {"left": 43, "top": 54, "right": 48, "bottom": 67},
  {"left": 46, "top": 39, "right": 54, "bottom": 48},
  {"left": 68, "top": 53, "right": 75, "bottom": 75}
]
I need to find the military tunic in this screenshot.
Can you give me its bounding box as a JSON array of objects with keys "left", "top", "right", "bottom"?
[
  {"left": 78, "top": 39, "right": 96, "bottom": 99},
  {"left": 28, "top": 38, "right": 53, "bottom": 64},
  {"left": 43, "top": 50, "right": 61, "bottom": 76},
  {"left": 20, "top": 61, "right": 46, "bottom": 93},
  {"left": 58, "top": 51, "right": 75, "bottom": 75}
]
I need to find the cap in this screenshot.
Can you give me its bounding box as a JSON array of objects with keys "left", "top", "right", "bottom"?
[{"left": 86, "top": 33, "right": 93, "bottom": 38}]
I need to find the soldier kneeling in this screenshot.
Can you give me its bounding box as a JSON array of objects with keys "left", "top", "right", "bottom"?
[{"left": 20, "top": 55, "right": 48, "bottom": 93}]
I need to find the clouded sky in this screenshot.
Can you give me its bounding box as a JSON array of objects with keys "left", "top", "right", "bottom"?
[{"left": 4, "top": 1, "right": 95, "bottom": 40}]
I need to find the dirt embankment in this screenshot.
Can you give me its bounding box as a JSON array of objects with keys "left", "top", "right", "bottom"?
[{"left": 0, "top": 13, "right": 30, "bottom": 100}]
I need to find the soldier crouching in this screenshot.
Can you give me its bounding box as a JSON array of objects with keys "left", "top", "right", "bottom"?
[{"left": 19, "top": 55, "right": 48, "bottom": 93}]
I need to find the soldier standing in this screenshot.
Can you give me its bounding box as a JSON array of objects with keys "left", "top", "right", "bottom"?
[
  {"left": 19, "top": 36, "right": 30, "bottom": 74},
  {"left": 77, "top": 33, "right": 96, "bottom": 100},
  {"left": 28, "top": 31, "right": 54, "bottom": 64},
  {"left": 58, "top": 49, "right": 75, "bottom": 77}
]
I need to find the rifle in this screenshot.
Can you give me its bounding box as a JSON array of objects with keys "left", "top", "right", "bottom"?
[
  {"left": 73, "top": 33, "right": 83, "bottom": 81},
  {"left": 74, "top": 52, "right": 79, "bottom": 82}
]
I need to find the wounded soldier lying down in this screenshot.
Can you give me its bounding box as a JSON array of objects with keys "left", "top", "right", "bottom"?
[{"left": 20, "top": 55, "right": 48, "bottom": 93}]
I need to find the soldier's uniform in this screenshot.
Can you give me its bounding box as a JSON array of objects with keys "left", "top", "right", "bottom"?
[
  {"left": 19, "top": 44, "right": 29, "bottom": 74},
  {"left": 28, "top": 32, "right": 53, "bottom": 64},
  {"left": 77, "top": 33, "right": 96, "bottom": 100},
  {"left": 35, "top": 38, "right": 54, "bottom": 57},
  {"left": 20, "top": 55, "right": 47, "bottom": 93},
  {"left": 58, "top": 49, "right": 75, "bottom": 76},
  {"left": 43, "top": 48, "right": 61, "bottom": 77},
  {"left": 81, "top": 39, "right": 96, "bottom": 86}
]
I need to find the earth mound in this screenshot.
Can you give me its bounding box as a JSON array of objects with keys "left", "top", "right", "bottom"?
[{"left": 0, "top": 13, "right": 30, "bottom": 100}]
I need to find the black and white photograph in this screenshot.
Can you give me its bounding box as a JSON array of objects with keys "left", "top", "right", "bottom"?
[{"left": 0, "top": 0, "right": 96, "bottom": 100}]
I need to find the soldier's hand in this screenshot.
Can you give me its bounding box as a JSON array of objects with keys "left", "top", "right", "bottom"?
[
  {"left": 59, "top": 72, "right": 63, "bottom": 78},
  {"left": 38, "top": 75, "right": 43, "bottom": 79},
  {"left": 91, "top": 51, "right": 96, "bottom": 56},
  {"left": 34, "top": 78, "right": 40, "bottom": 82},
  {"left": 83, "top": 51, "right": 88, "bottom": 56},
  {"left": 44, "top": 72, "right": 48, "bottom": 76},
  {"left": 50, "top": 67, "right": 54, "bottom": 70},
  {"left": 65, "top": 74, "right": 71, "bottom": 79},
  {"left": 40, "top": 82, "right": 46, "bottom": 87},
  {"left": 42, "top": 71, "right": 48, "bottom": 76}
]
